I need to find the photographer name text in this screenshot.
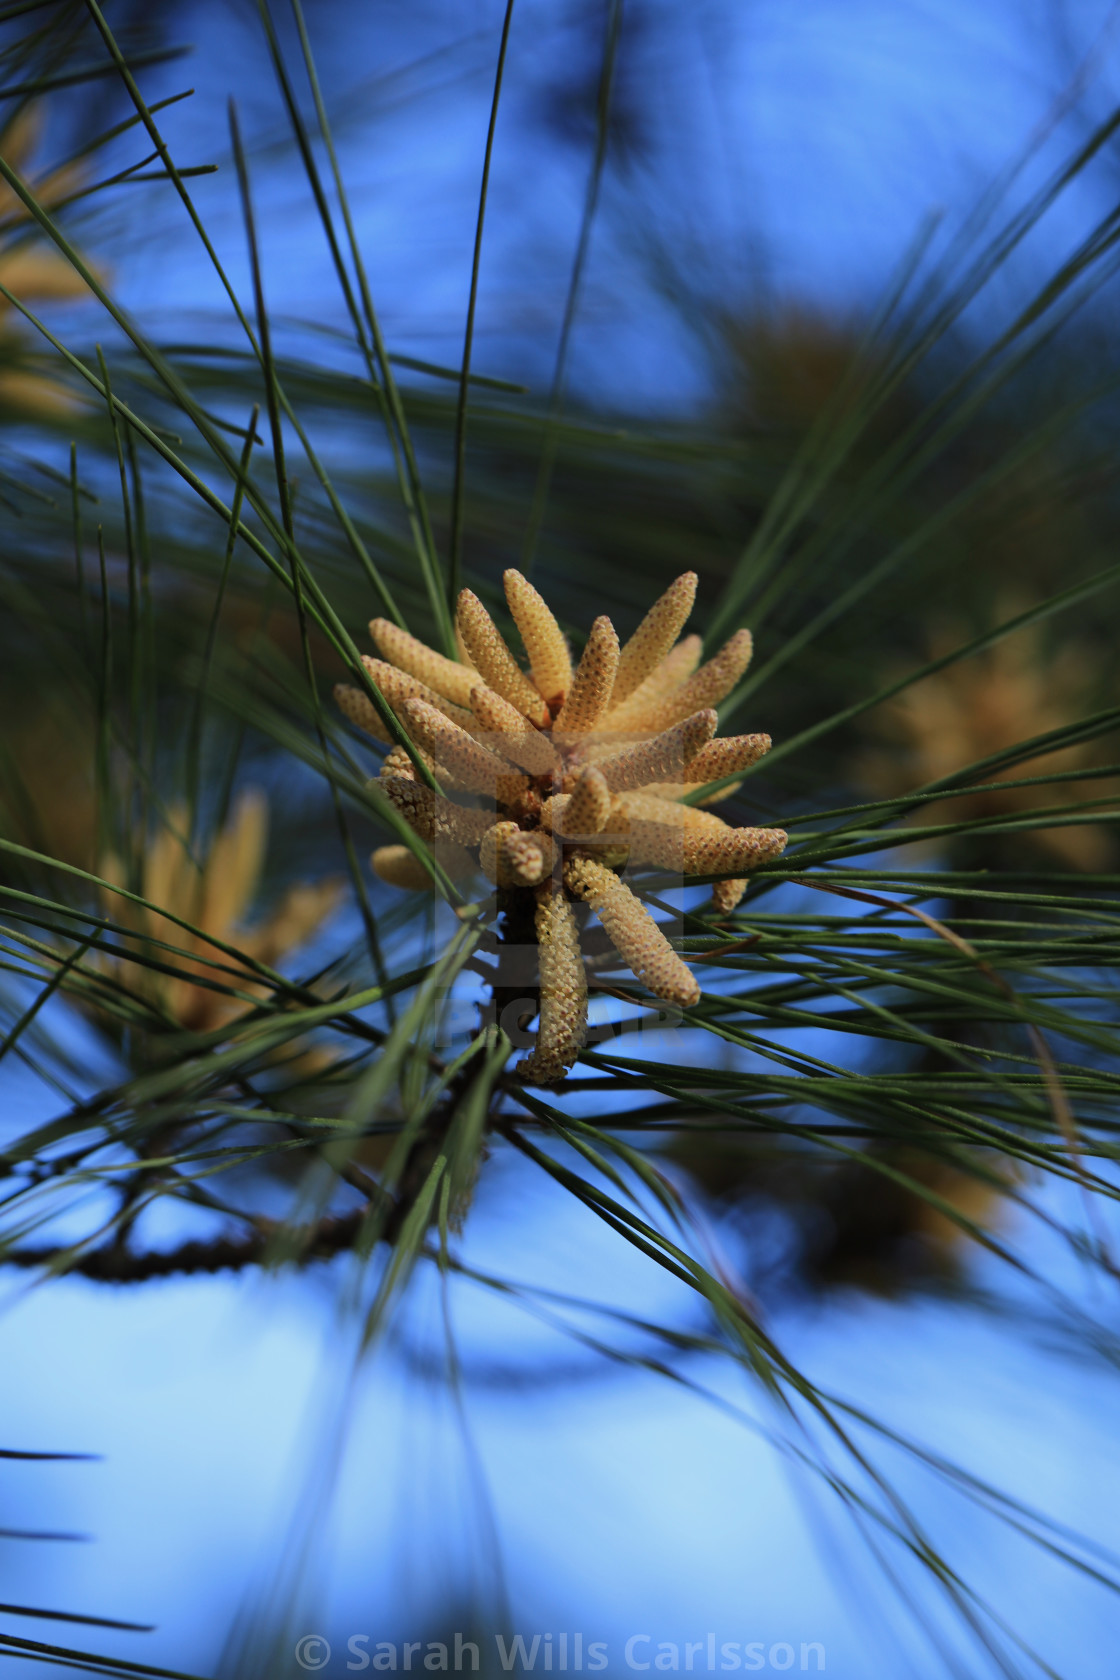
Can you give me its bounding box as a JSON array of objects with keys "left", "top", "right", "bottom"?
[{"left": 294, "top": 1633, "right": 826, "bottom": 1673}]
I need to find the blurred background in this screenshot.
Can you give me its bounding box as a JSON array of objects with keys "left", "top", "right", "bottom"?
[{"left": 2, "top": 1, "right": 1120, "bottom": 1676}]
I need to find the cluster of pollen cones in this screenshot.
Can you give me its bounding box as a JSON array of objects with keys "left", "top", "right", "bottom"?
[{"left": 335, "top": 570, "right": 787, "bottom": 1083}]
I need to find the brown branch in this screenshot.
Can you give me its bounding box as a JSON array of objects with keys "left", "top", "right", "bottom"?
[{"left": 2, "top": 1208, "right": 367, "bottom": 1283}]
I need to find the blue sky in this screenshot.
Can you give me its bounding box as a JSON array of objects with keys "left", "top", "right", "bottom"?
[
  {"left": 87, "top": 0, "right": 1120, "bottom": 413},
  {"left": 4, "top": 2, "right": 1120, "bottom": 1675}
]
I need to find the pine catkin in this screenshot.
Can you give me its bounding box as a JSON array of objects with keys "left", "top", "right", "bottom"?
[
  {"left": 200, "top": 791, "right": 267, "bottom": 943},
  {"left": 378, "top": 774, "right": 495, "bottom": 847},
  {"left": 480, "top": 821, "right": 524, "bottom": 887},
  {"left": 469, "top": 684, "right": 560, "bottom": 776},
  {"left": 381, "top": 744, "right": 424, "bottom": 780},
  {"left": 441, "top": 804, "right": 499, "bottom": 847},
  {"left": 610, "top": 571, "right": 698, "bottom": 706},
  {"left": 369, "top": 618, "right": 478, "bottom": 708},
  {"left": 334, "top": 682, "right": 394, "bottom": 745},
  {"left": 371, "top": 844, "right": 434, "bottom": 891},
  {"left": 554, "top": 615, "right": 621, "bottom": 737},
  {"left": 613, "top": 799, "right": 755, "bottom": 911},
  {"left": 594, "top": 710, "right": 717, "bottom": 793},
  {"left": 564, "top": 853, "right": 700, "bottom": 1007},
  {"left": 480, "top": 822, "right": 555, "bottom": 888},
  {"left": 403, "top": 699, "right": 528, "bottom": 803},
  {"left": 711, "top": 876, "right": 749, "bottom": 914},
  {"left": 683, "top": 733, "right": 771, "bottom": 783},
  {"left": 519, "top": 880, "right": 587, "bottom": 1084},
  {"left": 618, "top": 814, "right": 787, "bottom": 876},
  {"left": 539, "top": 793, "right": 568, "bottom": 833},
  {"left": 377, "top": 774, "right": 435, "bottom": 840},
  {"left": 635, "top": 729, "right": 769, "bottom": 805},
  {"left": 671, "top": 827, "right": 788, "bottom": 874},
  {"left": 612, "top": 793, "right": 737, "bottom": 835},
  {"left": 372, "top": 842, "right": 476, "bottom": 890},
  {"left": 611, "top": 629, "right": 754, "bottom": 734},
  {"left": 343, "top": 570, "right": 784, "bottom": 1071},
  {"left": 503, "top": 568, "right": 573, "bottom": 714},
  {"left": 360, "top": 655, "right": 478, "bottom": 733},
  {"left": 653, "top": 633, "right": 703, "bottom": 688},
  {"left": 681, "top": 827, "right": 787, "bottom": 873},
  {"left": 634, "top": 781, "right": 740, "bottom": 805},
  {"left": 557, "top": 764, "right": 612, "bottom": 838},
  {"left": 505, "top": 827, "right": 556, "bottom": 885},
  {"left": 456, "top": 589, "right": 551, "bottom": 727},
  {"left": 621, "top": 818, "right": 686, "bottom": 872},
  {"left": 604, "top": 633, "right": 703, "bottom": 730},
  {"left": 377, "top": 741, "right": 477, "bottom": 798},
  {"left": 454, "top": 622, "right": 478, "bottom": 670}
]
